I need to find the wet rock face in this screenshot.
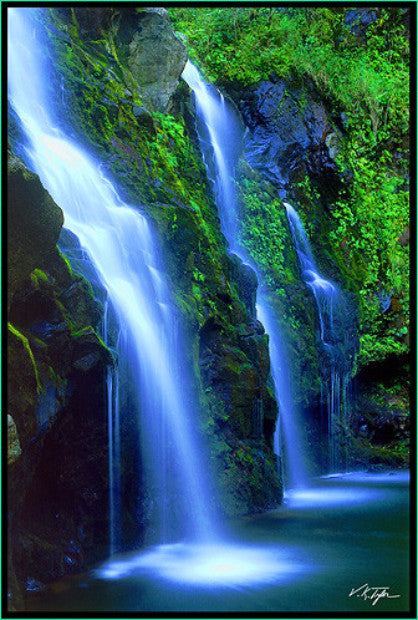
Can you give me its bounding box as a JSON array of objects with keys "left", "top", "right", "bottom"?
[
  {"left": 8, "top": 415, "right": 22, "bottom": 464},
  {"left": 55, "top": 7, "right": 114, "bottom": 38},
  {"left": 233, "top": 79, "right": 342, "bottom": 200},
  {"left": 10, "top": 362, "right": 109, "bottom": 597},
  {"left": 72, "top": 7, "right": 114, "bottom": 37},
  {"left": 344, "top": 8, "right": 379, "bottom": 39},
  {"left": 350, "top": 355, "right": 410, "bottom": 468},
  {"left": 7, "top": 153, "right": 111, "bottom": 608},
  {"left": 198, "top": 314, "right": 280, "bottom": 514},
  {"left": 199, "top": 314, "right": 277, "bottom": 447},
  {"left": 228, "top": 254, "right": 258, "bottom": 317},
  {"left": 7, "top": 152, "right": 64, "bottom": 309}
]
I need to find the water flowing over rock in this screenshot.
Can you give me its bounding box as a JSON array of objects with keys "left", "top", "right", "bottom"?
[
  {"left": 6, "top": 6, "right": 410, "bottom": 610},
  {"left": 9, "top": 3, "right": 220, "bottom": 560},
  {"left": 182, "top": 60, "right": 291, "bottom": 489},
  {"left": 285, "top": 203, "right": 358, "bottom": 471}
]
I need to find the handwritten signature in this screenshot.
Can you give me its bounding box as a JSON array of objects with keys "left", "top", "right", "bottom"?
[{"left": 349, "top": 583, "right": 401, "bottom": 606}]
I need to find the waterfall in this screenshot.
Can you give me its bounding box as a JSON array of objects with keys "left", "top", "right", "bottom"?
[
  {"left": 182, "top": 60, "right": 308, "bottom": 489},
  {"left": 8, "top": 8, "right": 217, "bottom": 549},
  {"left": 285, "top": 203, "right": 355, "bottom": 472}
]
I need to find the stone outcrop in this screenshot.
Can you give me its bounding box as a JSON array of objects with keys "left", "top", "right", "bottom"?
[
  {"left": 229, "top": 77, "right": 342, "bottom": 202},
  {"left": 116, "top": 8, "right": 188, "bottom": 113},
  {"left": 58, "top": 7, "right": 188, "bottom": 114},
  {"left": 7, "top": 153, "right": 63, "bottom": 309},
  {"left": 7, "top": 153, "right": 111, "bottom": 609}
]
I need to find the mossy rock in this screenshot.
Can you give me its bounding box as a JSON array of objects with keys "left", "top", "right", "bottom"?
[
  {"left": 8, "top": 415, "right": 22, "bottom": 465},
  {"left": 7, "top": 323, "right": 40, "bottom": 446},
  {"left": 7, "top": 152, "right": 64, "bottom": 310}
]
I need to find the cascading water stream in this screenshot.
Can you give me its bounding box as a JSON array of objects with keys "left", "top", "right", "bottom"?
[
  {"left": 8, "top": 7, "right": 217, "bottom": 549},
  {"left": 8, "top": 9, "right": 308, "bottom": 589},
  {"left": 284, "top": 203, "right": 355, "bottom": 472},
  {"left": 182, "top": 60, "right": 308, "bottom": 490}
]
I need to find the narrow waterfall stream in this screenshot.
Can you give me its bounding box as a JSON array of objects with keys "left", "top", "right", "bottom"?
[
  {"left": 182, "top": 61, "right": 308, "bottom": 489},
  {"left": 285, "top": 203, "right": 357, "bottom": 472},
  {"left": 8, "top": 7, "right": 216, "bottom": 550}
]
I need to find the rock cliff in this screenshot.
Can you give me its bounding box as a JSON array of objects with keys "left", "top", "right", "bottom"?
[{"left": 7, "top": 153, "right": 112, "bottom": 609}]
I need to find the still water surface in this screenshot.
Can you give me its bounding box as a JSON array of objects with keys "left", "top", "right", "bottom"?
[{"left": 26, "top": 472, "right": 410, "bottom": 613}]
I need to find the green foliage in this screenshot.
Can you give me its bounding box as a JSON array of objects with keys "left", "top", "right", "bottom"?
[
  {"left": 351, "top": 436, "right": 409, "bottom": 468},
  {"left": 330, "top": 135, "right": 409, "bottom": 366},
  {"left": 239, "top": 177, "right": 289, "bottom": 290},
  {"left": 171, "top": 7, "right": 410, "bottom": 370},
  {"left": 236, "top": 165, "right": 320, "bottom": 406},
  {"left": 170, "top": 8, "right": 409, "bottom": 131},
  {"left": 359, "top": 334, "right": 408, "bottom": 367}
]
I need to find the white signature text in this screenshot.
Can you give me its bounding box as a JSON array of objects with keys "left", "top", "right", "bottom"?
[{"left": 349, "top": 583, "right": 400, "bottom": 606}]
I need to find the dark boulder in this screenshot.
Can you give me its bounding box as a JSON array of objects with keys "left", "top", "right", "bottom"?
[
  {"left": 232, "top": 79, "right": 343, "bottom": 201},
  {"left": 55, "top": 7, "right": 188, "bottom": 113},
  {"left": 344, "top": 9, "right": 379, "bottom": 40}
]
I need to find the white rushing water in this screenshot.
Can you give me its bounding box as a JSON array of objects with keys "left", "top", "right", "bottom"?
[
  {"left": 182, "top": 60, "right": 308, "bottom": 489},
  {"left": 8, "top": 8, "right": 217, "bottom": 550}
]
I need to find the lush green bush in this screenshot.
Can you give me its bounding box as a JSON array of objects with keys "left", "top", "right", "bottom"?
[
  {"left": 171, "top": 7, "right": 410, "bottom": 369},
  {"left": 170, "top": 8, "right": 409, "bottom": 131}
]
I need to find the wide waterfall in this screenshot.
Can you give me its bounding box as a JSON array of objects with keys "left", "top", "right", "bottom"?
[
  {"left": 8, "top": 7, "right": 217, "bottom": 550},
  {"left": 182, "top": 60, "right": 308, "bottom": 489},
  {"left": 285, "top": 203, "right": 356, "bottom": 472}
]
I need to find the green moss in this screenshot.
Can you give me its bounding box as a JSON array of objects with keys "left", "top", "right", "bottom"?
[
  {"left": 8, "top": 323, "right": 42, "bottom": 393},
  {"left": 351, "top": 436, "right": 409, "bottom": 469},
  {"left": 30, "top": 269, "right": 50, "bottom": 289},
  {"left": 56, "top": 248, "right": 74, "bottom": 277},
  {"left": 214, "top": 439, "right": 281, "bottom": 516},
  {"left": 235, "top": 165, "right": 320, "bottom": 406}
]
